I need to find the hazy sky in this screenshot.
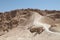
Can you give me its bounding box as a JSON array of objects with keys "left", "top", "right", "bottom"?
[{"left": 0, "top": 0, "right": 60, "bottom": 12}]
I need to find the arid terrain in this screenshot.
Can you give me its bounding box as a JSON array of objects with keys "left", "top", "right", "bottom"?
[{"left": 0, "top": 8, "right": 60, "bottom": 40}]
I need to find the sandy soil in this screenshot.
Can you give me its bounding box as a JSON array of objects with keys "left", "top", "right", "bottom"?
[{"left": 0, "top": 24, "right": 60, "bottom": 40}]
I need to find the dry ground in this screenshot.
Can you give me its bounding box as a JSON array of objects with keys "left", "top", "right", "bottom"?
[{"left": 0, "top": 23, "right": 60, "bottom": 40}]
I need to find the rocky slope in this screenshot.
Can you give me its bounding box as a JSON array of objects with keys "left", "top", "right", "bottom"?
[{"left": 0, "top": 8, "right": 60, "bottom": 40}]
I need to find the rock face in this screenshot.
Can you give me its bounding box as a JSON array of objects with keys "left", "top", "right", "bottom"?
[{"left": 0, "top": 8, "right": 60, "bottom": 40}]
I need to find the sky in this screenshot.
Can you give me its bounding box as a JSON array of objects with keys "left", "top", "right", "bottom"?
[{"left": 0, "top": 0, "right": 60, "bottom": 12}]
